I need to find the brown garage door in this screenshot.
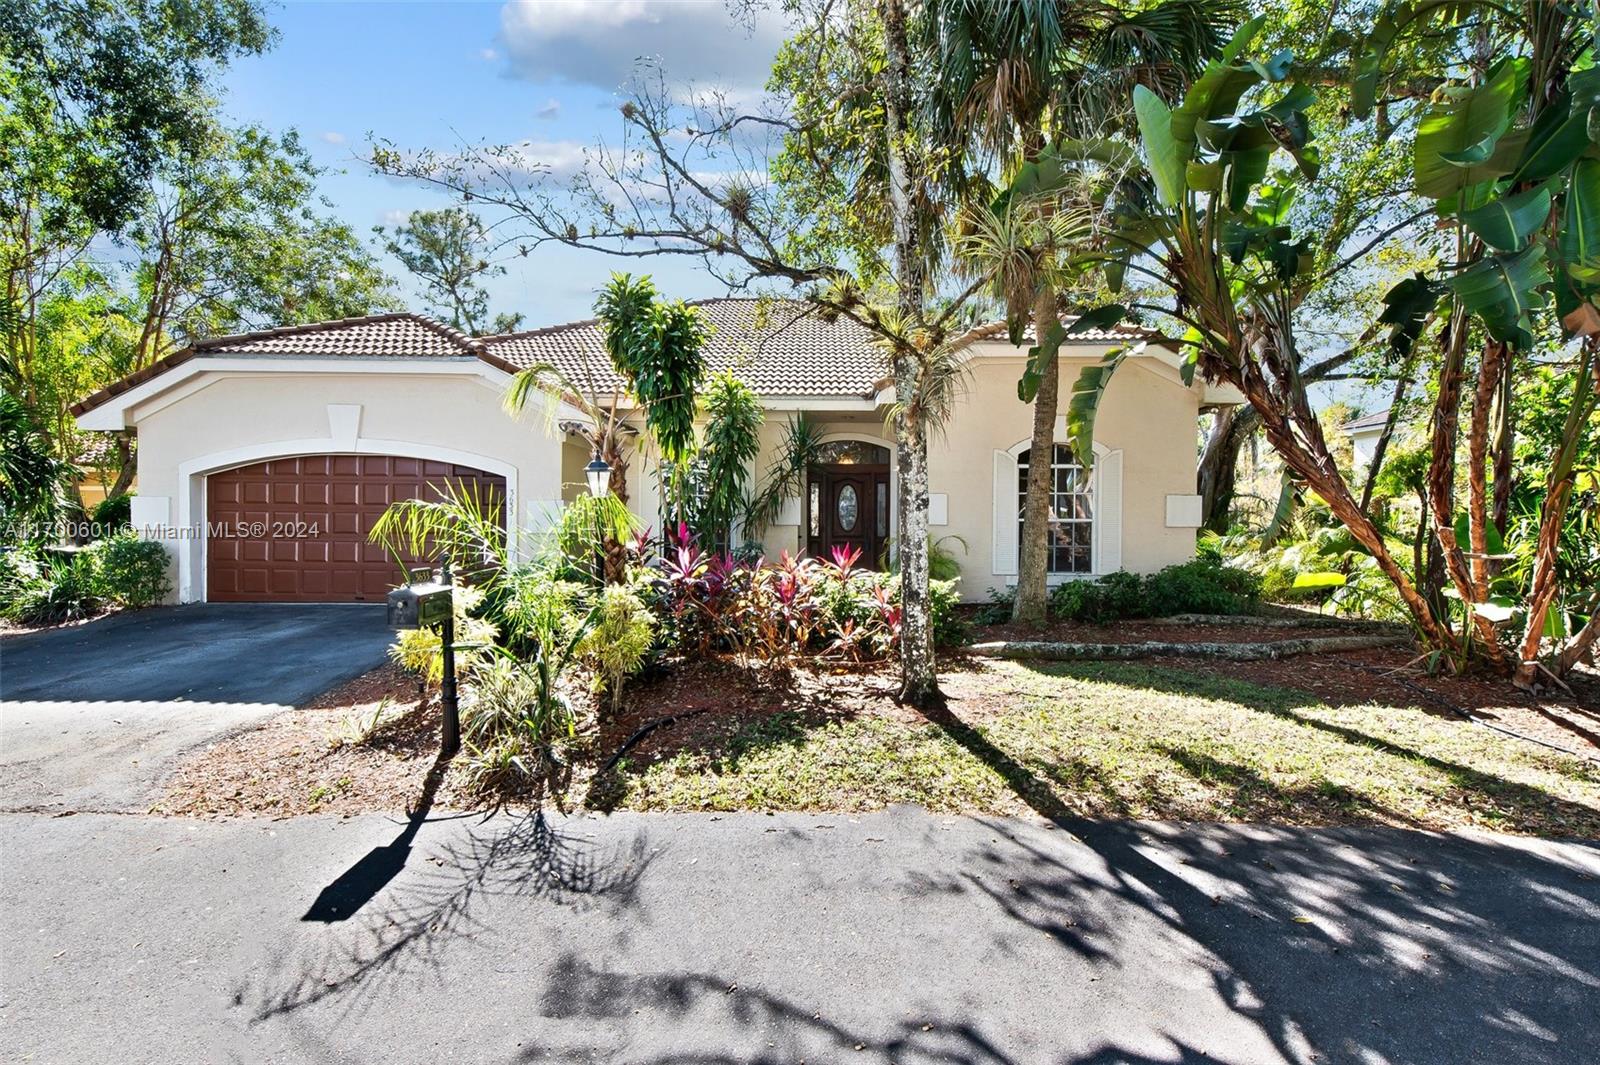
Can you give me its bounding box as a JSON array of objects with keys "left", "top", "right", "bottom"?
[{"left": 206, "top": 455, "right": 506, "bottom": 603}]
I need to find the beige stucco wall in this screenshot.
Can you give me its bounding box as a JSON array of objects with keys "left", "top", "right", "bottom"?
[
  {"left": 112, "top": 345, "right": 1202, "bottom": 605},
  {"left": 726, "top": 347, "right": 1203, "bottom": 601},
  {"left": 126, "top": 366, "right": 564, "bottom": 602}
]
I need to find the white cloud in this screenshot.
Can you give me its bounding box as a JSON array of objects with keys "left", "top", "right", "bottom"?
[
  {"left": 480, "top": 47, "right": 500, "bottom": 61},
  {"left": 498, "top": 0, "right": 787, "bottom": 95},
  {"left": 320, "top": 131, "right": 347, "bottom": 145},
  {"left": 378, "top": 208, "right": 410, "bottom": 227},
  {"left": 535, "top": 97, "right": 561, "bottom": 121}
]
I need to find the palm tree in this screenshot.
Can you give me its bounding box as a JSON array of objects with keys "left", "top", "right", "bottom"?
[{"left": 922, "top": 0, "right": 1235, "bottom": 624}]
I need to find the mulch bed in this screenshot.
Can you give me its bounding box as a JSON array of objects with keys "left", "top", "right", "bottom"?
[
  {"left": 1174, "top": 647, "right": 1600, "bottom": 759},
  {"left": 156, "top": 663, "right": 478, "bottom": 818}
]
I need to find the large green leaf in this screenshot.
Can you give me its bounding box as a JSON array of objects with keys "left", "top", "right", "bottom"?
[
  {"left": 1064, "top": 345, "right": 1131, "bottom": 471},
  {"left": 1134, "top": 86, "right": 1186, "bottom": 208},
  {"left": 1510, "top": 68, "right": 1600, "bottom": 183},
  {"left": 1018, "top": 319, "right": 1066, "bottom": 404},
  {"left": 1445, "top": 242, "right": 1550, "bottom": 349},
  {"left": 1352, "top": 1, "right": 1487, "bottom": 119},
  {"left": 1452, "top": 512, "right": 1508, "bottom": 556},
  {"left": 1414, "top": 58, "right": 1525, "bottom": 200},
  {"left": 1219, "top": 15, "right": 1267, "bottom": 64},
  {"left": 1459, "top": 185, "right": 1551, "bottom": 252},
  {"left": 1378, "top": 274, "right": 1443, "bottom": 356},
  {"left": 1560, "top": 157, "right": 1600, "bottom": 280},
  {"left": 1017, "top": 305, "right": 1129, "bottom": 403},
  {"left": 1260, "top": 471, "right": 1297, "bottom": 549}
]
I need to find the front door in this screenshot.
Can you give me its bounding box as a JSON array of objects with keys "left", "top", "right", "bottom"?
[{"left": 807, "top": 463, "right": 890, "bottom": 568}]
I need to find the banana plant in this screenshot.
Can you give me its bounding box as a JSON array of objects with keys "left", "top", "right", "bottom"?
[
  {"left": 1356, "top": 0, "right": 1600, "bottom": 688},
  {"left": 997, "top": 14, "right": 1462, "bottom": 657}
]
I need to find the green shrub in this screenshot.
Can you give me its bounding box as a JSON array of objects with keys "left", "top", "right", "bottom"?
[
  {"left": 1142, "top": 558, "right": 1262, "bottom": 617},
  {"left": 577, "top": 583, "right": 656, "bottom": 713},
  {"left": 3, "top": 551, "right": 102, "bottom": 624},
  {"left": 926, "top": 578, "right": 967, "bottom": 646},
  {"left": 1046, "top": 559, "right": 1261, "bottom": 622},
  {"left": 973, "top": 587, "right": 1014, "bottom": 626},
  {"left": 460, "top": 652, "right": 582, "bottom": 800},
  {"left": 91, "top": 494, "right": 133, "bottom": 536},
  {"left": 88, "top": 535, "right": 169, "bottom": 607},
  {"left": 1048, "top": 570, "right": 1144, "bottom": 622}
]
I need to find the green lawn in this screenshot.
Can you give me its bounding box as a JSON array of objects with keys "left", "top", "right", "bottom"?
[{"left": 604, "top": 661, "right": 1600, "bottom": 837}]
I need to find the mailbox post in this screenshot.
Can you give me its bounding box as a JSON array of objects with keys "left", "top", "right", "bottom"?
[{"left": 386, "top": 560, "right": 459, "bottom": 756}]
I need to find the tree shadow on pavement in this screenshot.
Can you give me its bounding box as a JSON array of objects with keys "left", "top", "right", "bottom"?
[
  {"left": 239, "top": 807, "right": 657, "bottom": 1025},
  {"left": 301, "top": 748, "right": 453, "bottom": 923},
  {"left": 914, "top": 689, "right": 1600, "bottom": 1065},
  {"left": 519, "top": 951, "right": 1256, "bottom": 1065}
]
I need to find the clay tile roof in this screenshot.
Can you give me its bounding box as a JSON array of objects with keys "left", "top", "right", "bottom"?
[
  {"left": 483, "top": 298, "right": 888, "bottom": 398},
  {"left": 74, "top": 431, "right": 128, "bottom": 468},
  {"left": 1021, "top": 318, "right": 1168, "bottom": 345},
  {"left": 70, "top": 313, "right": 483, "bottom": 416},
  {"left": 195, "top": 312, "right": 482, "bottom": 358}
]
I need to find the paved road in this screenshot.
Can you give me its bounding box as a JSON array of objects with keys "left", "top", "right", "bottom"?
[
  {"left": 1, "top": 806, "right": 1596, "bottom": 1065},
  {"left": 0, "top": 604, "right": 392, "bottom": 811}
]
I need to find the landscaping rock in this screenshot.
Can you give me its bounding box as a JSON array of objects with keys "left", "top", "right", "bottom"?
[{"left": 967, "top": 633, "right": 1409, "bottom": 662}]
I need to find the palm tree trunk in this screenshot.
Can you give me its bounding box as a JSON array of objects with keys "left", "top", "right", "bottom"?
[
  {"left": 1491, "top": 366, "right": 1515, "bottom": 540},
  {"left": 1513, "top": 339, "right": 1597, "bottom": 689},
  {"left": 881, "top": 0, "right": 939, "bottom": 708},
  {"left": 1467, "top": 340, "right": 1507, "bottom": 597},
  {"left": 1013, "top": 285, "right": 1058, "bottom": 624}
]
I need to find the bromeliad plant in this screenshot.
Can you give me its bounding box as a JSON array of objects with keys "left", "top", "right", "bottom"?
[{"left": 1014, "top": 10, "right": 1600, "bottom": 686}]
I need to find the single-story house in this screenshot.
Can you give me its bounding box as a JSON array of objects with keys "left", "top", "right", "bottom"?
[
  {"left": 72, "top": 300, "right": 1239, "bottom": 604},
  {"left": 1342, "top": 407, "right": 1393, "bottom": 471}
]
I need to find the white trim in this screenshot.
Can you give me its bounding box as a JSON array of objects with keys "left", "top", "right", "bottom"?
[
  {"left": 173, "top": 438, "right": 520, "bottom": 603},
  {"left": 75, "top": 355, "right": 586, "bottom": 430},
  {"left": 995, "top": 435, "right": 1121, "bottom": 578},
  {"left": 327, "top": 404, "right": 362, "bottom": 449},
  {"left": 1165, "top": 493, "right": 1203, "bottom": 528},
  {"left": 763, "top": 395, "right": 879, "bottom": 411}
]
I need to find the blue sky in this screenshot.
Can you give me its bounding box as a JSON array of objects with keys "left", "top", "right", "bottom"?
[{"left": 221, "top": 1, "right": 788, "bottom": 327}]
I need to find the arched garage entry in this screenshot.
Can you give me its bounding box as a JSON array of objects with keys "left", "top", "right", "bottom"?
[{"left": 205, "top": 455, "right": 505, "bottom": 603}]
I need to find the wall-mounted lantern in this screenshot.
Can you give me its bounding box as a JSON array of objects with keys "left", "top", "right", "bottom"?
[{"left": 584, "top": 449, "right": 611, "bottom": 497}]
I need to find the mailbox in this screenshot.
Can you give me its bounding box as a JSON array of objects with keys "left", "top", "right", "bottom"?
[{"left": 386, "top": 574, "right": 453, "bottom": 629}]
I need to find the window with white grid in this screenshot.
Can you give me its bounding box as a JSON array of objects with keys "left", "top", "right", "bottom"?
[{"left": 1016, "top": 445, "right": 1093, "bottom": 574}]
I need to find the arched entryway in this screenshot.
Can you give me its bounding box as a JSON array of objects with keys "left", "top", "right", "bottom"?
[
  {"left": 205, "top": 455, "right": 506, "bottom": 602},
  {"left": 805, "top": 439, "right": 891, "bottom": 568}
]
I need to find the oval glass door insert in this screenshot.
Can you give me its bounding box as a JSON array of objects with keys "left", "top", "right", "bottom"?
[{"left": 837, "top": 484, "right": 859, "bottom": 531}]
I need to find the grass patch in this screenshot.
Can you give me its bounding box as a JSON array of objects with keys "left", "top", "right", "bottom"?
[{"left": 611, "top": 660, "right": 1600, "bottom": 837}]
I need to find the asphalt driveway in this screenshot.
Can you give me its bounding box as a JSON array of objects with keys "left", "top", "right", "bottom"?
[
  {"left": 0, "top": 604, "right": 392, "bottom": 811},
  {"left": 1, "top": 807, "right": 1596, "bottom": 1064}
]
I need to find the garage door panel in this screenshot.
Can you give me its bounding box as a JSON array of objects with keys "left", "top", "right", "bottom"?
[{"left": 207, "top": 455, "right": 505, "bottom": 603}]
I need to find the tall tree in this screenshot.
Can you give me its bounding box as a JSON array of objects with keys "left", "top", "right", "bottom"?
[
  {"left": 371, "top": 0, "right": 1002, "bottom": 707},
  {"left": 923, "top": 0, "right": 1233, "bottom": 623},
  {"left": 375, "top": 207, "right": 522, "bottom": 336},
  {"left": 1040, "top": 7, "right": 1600, "bottom": 688},
  {"left": 0, "top": 0, "right": 273, "bottom": 232}
]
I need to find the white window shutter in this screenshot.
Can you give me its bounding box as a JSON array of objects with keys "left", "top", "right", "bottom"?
[
  {"left": 992, "top": 450, "right": 1018, "bottom": 575},
  {"left": 1095, "top": 450, "right": 1123, "bottom": 574}
]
